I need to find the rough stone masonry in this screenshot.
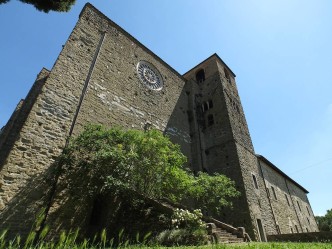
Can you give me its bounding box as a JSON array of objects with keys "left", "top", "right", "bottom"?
[{"left": 0, "top": 3, "right": 318, "bottom": 241}]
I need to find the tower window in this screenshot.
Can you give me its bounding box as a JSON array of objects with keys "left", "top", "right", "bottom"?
[
  {"left": 202, "top": 100, "right": 214, "bottom": 113},
  {"left": 252, "top": 174, "right": 258, "bottom": 189},
  {"left": 207, "top": 114, "right": 214, "bottom": 126},
  {"left": 203, "top": 102, "right": 208, "bottom": 112},
  {"left": 196, "top": 69, "right": 205, "bottom": 83},
  {"left": 208, "top": 100, "right": 213, "bottom": 109}
]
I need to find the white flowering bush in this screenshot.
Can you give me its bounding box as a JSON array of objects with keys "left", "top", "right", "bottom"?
[
  {"left": 155, "top": 209, "right": 209, "bottom": 245},
  {"left": 171, "top": 208, "right": 205, "bottom": 231}
]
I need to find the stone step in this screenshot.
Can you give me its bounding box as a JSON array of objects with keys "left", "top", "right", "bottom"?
[{"left": 213, "top": 227, "right": 245, "bottom": 244}]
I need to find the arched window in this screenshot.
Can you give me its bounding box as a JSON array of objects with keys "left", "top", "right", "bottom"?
[
  {"left": 203, "top": 102, "right": 208, "bottom": 112},
  {"left": 208, "top": 100, "right": 213, "bottom": 109},
  {"left": 196, "top": 69, "right": 205, "bottom": 83}
]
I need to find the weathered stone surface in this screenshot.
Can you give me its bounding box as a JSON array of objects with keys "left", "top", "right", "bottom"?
[{"left": 0, "top": 3, "right": 318, "bottom": 241}]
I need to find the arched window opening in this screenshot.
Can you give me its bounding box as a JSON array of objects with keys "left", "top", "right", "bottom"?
[
  {"left": 196, "top": 69, "right": 205, "bottom": 83},
  {"left": 202, "top": 100, "right": 213, "bottom": 113},
  {"left": 208, "top": 100, "right": 213, "bottom": 109},
  {"left": 203, "top": 102, "right": 208, "bottom": 112},
  {"left": 252, "top": 174, "right": 258, "bottom": 189}
]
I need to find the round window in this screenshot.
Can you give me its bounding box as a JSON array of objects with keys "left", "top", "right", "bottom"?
[{"left": 137, "top": 61, "right": 163, "bottom": 91}]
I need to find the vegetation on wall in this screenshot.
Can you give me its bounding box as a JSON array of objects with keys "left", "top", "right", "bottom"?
[
  {"left": 0, "top": 0, "right": 75, "bottom": 12},
  {"left": 316, "top": 209, "right": 332, "bottom": 231}
]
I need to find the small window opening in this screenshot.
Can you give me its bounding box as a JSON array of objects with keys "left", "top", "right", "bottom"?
[
  {"left": 271, "top": 186, "right": 277, "bottom": 200},
  {"left": 307, "top": 217, "right": 310, "bottom": 224},
  {"left": 290, "top": 227, "right": 294, "bottom": 233},
  {"left": 202, "top": 100, "right": 213, "bottom": 113},
  {"left": 196, "top": 69, "right": 205, "bottom": 83},
  {"left": 208, "top": 100, "right": 213, "bottom": 109},
  {"left": 207, "top": 114, "right": 214, "bottom": 126},
  {"left": 295, "top": 225, "right": 299, "bottom": 233},
  {"left": 306, "top": 227, "right": 309, "bottom": 232},
  {"left": 297, "top": 201, "right": 302, "bottom": 211},
  {"left": 306, "top": 206, "right": 311, "bottom": 216},
  {"left": 252, "top": 174, "right": 258, "bottom": 189},
  {"left": 203, "top": 102, "right": 208, "bottom": 112},
  {"left": 285, "top": 194, "right": 290, "bottom": 206}
]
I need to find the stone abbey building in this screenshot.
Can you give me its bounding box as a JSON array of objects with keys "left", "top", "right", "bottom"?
[{"left": 0, "top": 3, "right": 318, "bottom": 241}]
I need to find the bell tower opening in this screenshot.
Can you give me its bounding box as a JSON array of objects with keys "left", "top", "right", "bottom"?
[{"left": 195, "top": 69, "right": 205, "bottom": 83}]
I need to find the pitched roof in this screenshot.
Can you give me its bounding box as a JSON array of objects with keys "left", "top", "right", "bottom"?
[{"left": 257, "top": 155, "right": 309, "bottom": 193}]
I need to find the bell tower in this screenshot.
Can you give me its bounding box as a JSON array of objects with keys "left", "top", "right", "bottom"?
[{"left": 183, "top": 54, "right": 277, "bottom": 240}]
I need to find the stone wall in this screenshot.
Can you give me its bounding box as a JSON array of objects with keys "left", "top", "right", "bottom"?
[
  {"left": 183, "top": 56, "right": 263, "bottom": 240},
  {"left": 0, "top": 2, "right": 318, "bottom": 242},
  {"left": 0, "top": 68, "right": 53, "bottom": 238},
  {"left": 44, "top": 3, "right": 191, "bottom": 235},
  {"left": 268, "top": 231, "right": 332, "bottom": 242},
  {"left": 259, "top": 157, "right": 319, "bottom": 234}
]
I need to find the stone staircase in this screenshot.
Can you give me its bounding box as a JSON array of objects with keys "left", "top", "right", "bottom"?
[
  {"left": 158, "top": 197, "right": 251, "bottom": 244},
  {"left": 207, "top": 223, "right": 247, "bottom": 243}
]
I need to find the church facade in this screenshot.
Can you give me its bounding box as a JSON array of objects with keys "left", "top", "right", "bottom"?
[{"left": 0, "top": 3, "right": 318, "bottom": 241}]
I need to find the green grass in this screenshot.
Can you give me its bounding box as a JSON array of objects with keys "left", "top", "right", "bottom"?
[{"left": 1, "top": 228, "right": 332, "bottom": 249}]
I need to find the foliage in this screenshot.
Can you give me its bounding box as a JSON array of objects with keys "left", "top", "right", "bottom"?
[
  {"left": 60, "top": 124, "right": 240, "bottom": 212},
  {"left": 154, "top": 208, "right": 209, "bottom": 246},
  {"left": 1, "top": 225, "right": 332, "bottom": 249},
  {"left": 155, "top": 228, "right": 208, "bottom": 246},
  {"left": 60, "top": 125, "right": 188, "bottom": 202},
  {"left": 316, "top": 209, "right": 332, "bottom": 231},
  {"left": 0, "top": 0, "right": 75, "bottom": 12},
  {"left": 189, "top": 172, "right": 240, "bottom": 216},
  {"left": 171, "top": 209, "right": 205, "bottom": 231}
]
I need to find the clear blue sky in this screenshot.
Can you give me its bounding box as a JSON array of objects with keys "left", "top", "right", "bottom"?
[{"left": 0, "top": 0, "right": 331, "bottom": 216}]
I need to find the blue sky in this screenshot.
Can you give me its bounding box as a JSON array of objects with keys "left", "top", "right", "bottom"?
[{"left": 0, "top": 0, "right": 331, "bottom": 216}]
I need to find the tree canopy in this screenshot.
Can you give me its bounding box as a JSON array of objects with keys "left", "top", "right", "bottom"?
[
  {"left": 0, "top": 0, "right": 76, "bottom": 12},
  {"left": 316, "top": 209, "right": 332, "bottom": 231},
  {"left": 59, "top": 125, "right": 240, "bottom": 214}
]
